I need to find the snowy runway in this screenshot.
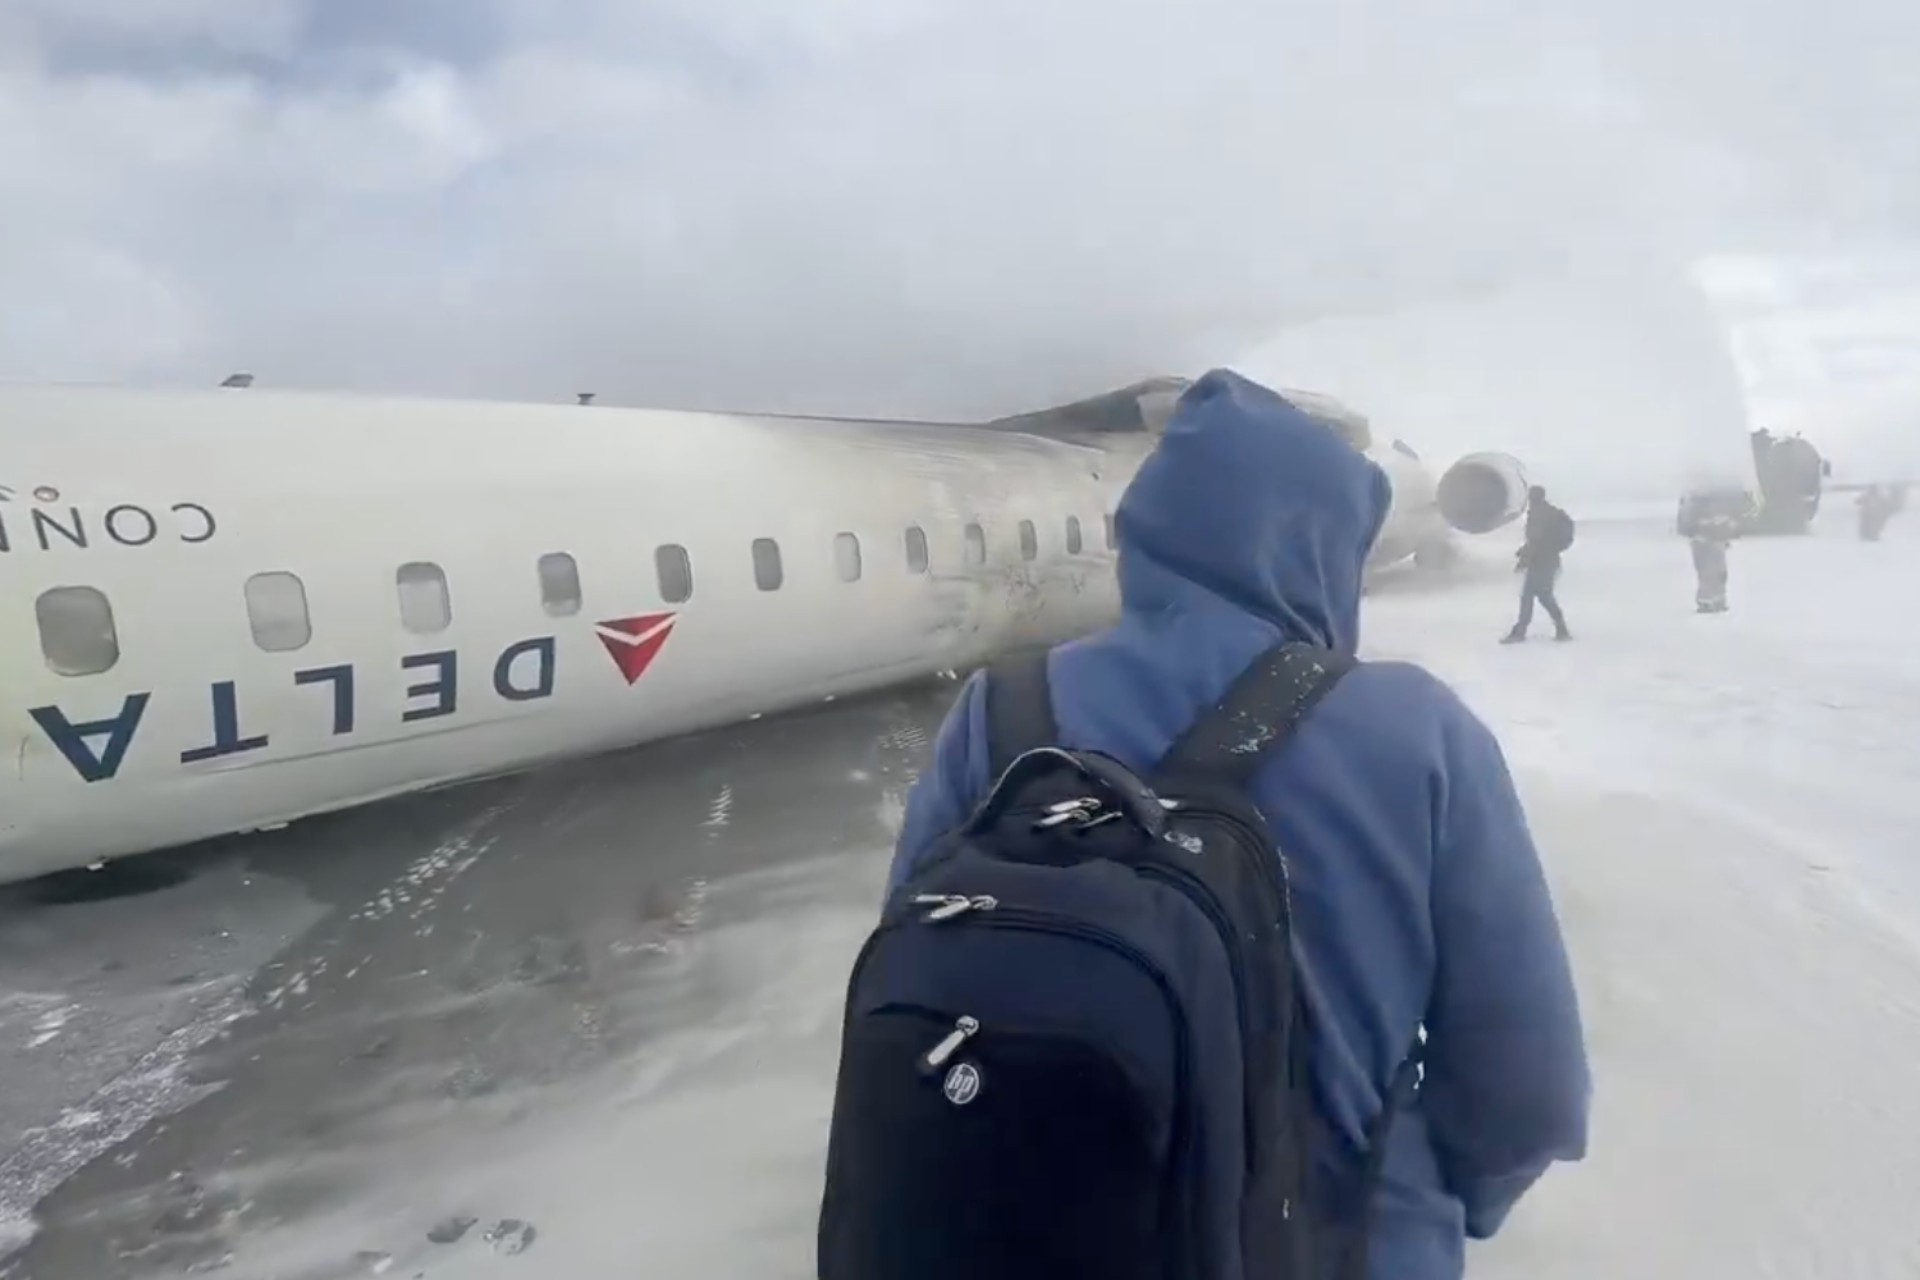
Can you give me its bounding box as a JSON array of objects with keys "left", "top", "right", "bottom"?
[
  {"left": 4, "top": 509, "right": 1919, "bottom": 1277},
  {"left": 1478, "top": 778, "right": 1920, "bottom": 1278},
  {"left": 1383, "top": 510, "right": 1920, "bottom": 1278}
]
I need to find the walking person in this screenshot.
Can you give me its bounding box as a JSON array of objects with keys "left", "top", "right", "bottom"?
[
  {"left": 1858, "top": 484, "right": 1904, "bottom": 541},
  {"left": 1689, "top": 515, "right": 1735, "bottom": 613},
  {"left": 823, "top": 371, "right": 1591, "bottom": 1280},
  {"left": 1502, "top": 486, "right": 1574, "bottom": 643}
]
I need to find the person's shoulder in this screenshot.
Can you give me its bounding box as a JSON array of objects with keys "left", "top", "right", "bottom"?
[
  {"left": 1347, "top": 656, "right": 1462, "bottom": 703},
  {"left": 1344, "top": 656, "right": 1489, "bottom": 744},
  {"left": 1333, "top": 658, "right": 1486, "bottom": 745},
  {"left": 1340, "top": 662, "right": 1520, "bottom": 822}
]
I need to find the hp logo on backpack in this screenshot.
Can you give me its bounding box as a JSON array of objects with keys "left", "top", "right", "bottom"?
[{"left": 941, "top": 1061, "right": 982, "bottom": 1106}]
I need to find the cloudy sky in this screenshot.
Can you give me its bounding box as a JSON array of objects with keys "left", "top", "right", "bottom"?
[{"left": 1, "top": 0, "right": 1915, "bottom": 418}]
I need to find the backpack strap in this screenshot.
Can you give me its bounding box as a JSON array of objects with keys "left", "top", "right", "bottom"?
[
  {"left": 1342, "top": 1042, "right": 1425, "bottom": 1280},
  {"left": 1157, "top": 642, "right": 1407, "bottom": 1280},
  {"left": 1154, "top": 641, "right": 1356, "bottom": 785},
  {"left": 983, "top": 650, "right": 1059, "bottom": 778}
]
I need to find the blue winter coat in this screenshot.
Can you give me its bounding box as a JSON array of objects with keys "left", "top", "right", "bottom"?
[{"left": 886, "top": 368, "right": 1590, "bottom": 1280}]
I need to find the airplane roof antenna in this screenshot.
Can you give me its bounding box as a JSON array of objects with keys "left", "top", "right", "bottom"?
[
  {"left": 221, "top": 373, "right": 254, "bottom": 388},
  {"left": 577, "top": 392, "right": 596, "bottom": 406}
]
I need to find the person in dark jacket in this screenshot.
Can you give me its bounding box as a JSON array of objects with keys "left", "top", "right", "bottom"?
[
  {"left": 887, "top": 369, "right": 1591, "bottom": 1280},
  {"left": 1502, "top": 486, "right": 1573, "bottom": 642}
]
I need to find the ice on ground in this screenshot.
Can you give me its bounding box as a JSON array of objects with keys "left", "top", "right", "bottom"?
[
  {"left": 198, "top": 853, "right": 888, "bottom": 1280},
  {"left": 0, "top": 863, "right": 327, "bottom": 1260}
]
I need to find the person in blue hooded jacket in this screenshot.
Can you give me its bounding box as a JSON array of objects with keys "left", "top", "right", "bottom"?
[{"left": 886, "top": 369, "right": 1590, "bottom": 1280}]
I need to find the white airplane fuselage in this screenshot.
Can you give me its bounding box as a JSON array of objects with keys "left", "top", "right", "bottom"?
[{"left": 0, "top": 383, "right": 1515, "bottom": 885}]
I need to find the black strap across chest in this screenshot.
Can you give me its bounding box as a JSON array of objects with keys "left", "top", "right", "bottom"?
[{"left": 984, "top": 641, "right": 1356, "bottom": 783}]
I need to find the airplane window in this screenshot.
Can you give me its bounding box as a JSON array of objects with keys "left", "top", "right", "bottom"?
[
  {"left": 753, "top": 537, "right": 784, "bottom": 591},
  {"left": 396, "top": 561, "right": 452, "bottom": 634},
  {"left": 244, "top": 571, "right": 313, "bottom": 652},
  {"left": 537, "top": 552, "right": 583, "bottom": 617},
  {"left": 1104, "top": 513, "right": 1117, "bottom": 550},
  {"left": 1019, "top": 519, "right": 1038, "bottom": 562},
  {"left": 35, "top": 585, "right": 119, "bottom": 677},
  {"left": 831, "top": 532, "right": 860, "bottom": 583},
  {"left": 964, "top": 522, "right": 986, "bottom": 566},
  {"left": 656, "top": 544, "right": 694, "bottom": 603},
  {"left": 904, "top": 525, "right": 929, "bottom": 574},
  {"left": 1066, "top": 516, "right": 1083, "bottom": 555}
]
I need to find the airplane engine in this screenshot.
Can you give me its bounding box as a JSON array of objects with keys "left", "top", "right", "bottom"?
[{"left": 1435, "top": 451, "right": 1530, "bottom": 535}]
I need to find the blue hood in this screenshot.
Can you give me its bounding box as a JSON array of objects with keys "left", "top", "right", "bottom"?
[{"left": 1115, "top": 369, "right": 1392, "bottom": 654}]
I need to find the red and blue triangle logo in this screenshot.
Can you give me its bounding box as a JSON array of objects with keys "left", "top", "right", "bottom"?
[{"left": 595, "top": 612, "right": 678, "bottom": 686}]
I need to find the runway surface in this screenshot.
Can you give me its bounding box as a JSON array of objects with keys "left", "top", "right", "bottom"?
[
  {"left": 1, "top": 675, "right": 954, "bottom": 1278},
  {"left": 9, "top": 510, "right": 1920, "bottom": 1279}
]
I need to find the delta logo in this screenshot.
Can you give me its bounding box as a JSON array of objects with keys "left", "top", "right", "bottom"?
[{"left": 595, "top": 612, "right": 678, "bottom": 685}]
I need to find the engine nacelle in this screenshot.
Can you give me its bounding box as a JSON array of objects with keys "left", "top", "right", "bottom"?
[{"left": 1436, "top": 451, "right": 1530, "bottom": 535}]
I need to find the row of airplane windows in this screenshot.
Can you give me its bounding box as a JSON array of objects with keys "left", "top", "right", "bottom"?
[{"left": 30, "top": 513, "right": 1119, "bottom": 680}]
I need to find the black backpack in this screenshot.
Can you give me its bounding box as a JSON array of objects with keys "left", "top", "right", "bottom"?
[
  {"left": 817, "top": 641, "right": 1420, "bottom": 1280},
  {"left": 1553, "top": 507, "right": 1576, "bottom": 552}
]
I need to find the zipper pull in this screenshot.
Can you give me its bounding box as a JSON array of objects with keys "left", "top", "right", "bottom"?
[
  {"left": 913, "top": 894, "right": 998, "bottom": 921},
  {"left": 1035, "top": 797, "right": 1101, "bottom": 829},
  {"left": 925, "top": 1015, "right": 980, "bottom": 1069}
]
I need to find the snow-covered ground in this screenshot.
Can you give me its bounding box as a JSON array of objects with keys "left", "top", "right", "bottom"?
[
  {"left": 1373, "top": 511, "right": 1920, "bottom": 1278},
  {"left": 7, "top": 505, "right": 1919, "bottom": 1278}
]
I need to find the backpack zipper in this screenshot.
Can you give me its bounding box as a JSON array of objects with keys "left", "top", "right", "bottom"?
[
  {"left": 923, "top": 1015, "right": 980, "bottom": 1069},
  {"left": 911, "top": 893, "right": 1000, "bottom": 921},
  {"left": 1157, "top": 807, "right": 1305, "bottom": 1168},
  {"left": 911, "top": 897, "right": 1196, "bottom": 1127},
  {"left": 1116, "top": 846, "right": 1268, "bottom": 1180},
  {"left": 911, "top": 900, "right": 1188, "bottom": 1101},
  {"left": 1132, "top": 862, "right": 1251, "bottom": 1036},
  {"left": 1175, "top": 806, "right": 1293, "bottom": 920},
  {"left": 850, "top": 897, "right": 1203, "bottom": 1270},
  {"left": 940, "top": 903, "right": 1201, "bottom": 1271}
]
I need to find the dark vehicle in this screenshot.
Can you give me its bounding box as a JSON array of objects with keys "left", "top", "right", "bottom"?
[{"left": 1745, "top": 429, "right": 1829, "bottom": 534}]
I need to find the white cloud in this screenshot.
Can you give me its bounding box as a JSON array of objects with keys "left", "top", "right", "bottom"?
[
  {"left": 0, "top": 0, "right": 1915, "bottom": 418},
  {"left": 0, "top": 241, "right": 203, "bottom": 382},
  {"left": 3, "top": 0, "right": 304, "bottom": 58}
]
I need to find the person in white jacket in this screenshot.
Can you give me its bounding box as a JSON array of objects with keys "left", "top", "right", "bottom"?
[{"left": 1677, "top": 491, "right": 1746, "bottom": 613}]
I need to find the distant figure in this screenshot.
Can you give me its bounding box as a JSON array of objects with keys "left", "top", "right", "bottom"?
[
  {"left": 1677, "top": 493, "right": 1741, "bottom": 613},
  {"left": 1502, "top": 485, "right": 1574, "bottom": 643},
  {"left": 1858, "top": 484, "right": 1905, "bottom": 541}
]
